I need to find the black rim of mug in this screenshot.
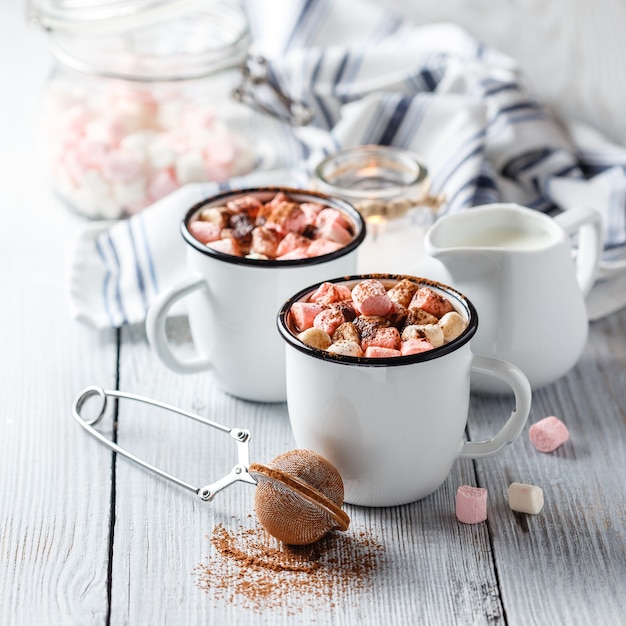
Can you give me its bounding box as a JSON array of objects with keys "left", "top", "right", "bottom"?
[
  {"left": 277, "top": 274, "right": 478, "bottom": 367},
  {"left": 181, "top": 186, "right": 367, "bottom": 268}
]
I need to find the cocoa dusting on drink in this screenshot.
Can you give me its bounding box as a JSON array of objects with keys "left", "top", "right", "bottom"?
[{"left": 193, "top": 518, "right": 385, "bottom": 614}]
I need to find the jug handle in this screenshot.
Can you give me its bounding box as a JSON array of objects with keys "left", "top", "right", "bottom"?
[{"left": 553, "top": 206, "right": 602, "bottom": 298}]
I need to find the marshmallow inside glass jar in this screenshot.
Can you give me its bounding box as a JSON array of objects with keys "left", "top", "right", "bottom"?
[{"left": 35, "top": 1, "right": 260, "bottom": 219}]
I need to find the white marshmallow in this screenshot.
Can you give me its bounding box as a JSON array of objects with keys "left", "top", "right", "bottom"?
[
  {"left": 297, "top": 328, "right": 332, "bottom": 350},
  {"left": 175, "top": 151, "right": 207, "bottom": 184},
  {"left": 102, "top": 148, "right": 145, "bottom": 184},
  {"left": 401, "top": 323, "right": 444, "bottom": 347},
  {"left": 156, "top": 98, "right": 185, "bottom": 130},
  {"left": 146, "top": 139, "right": 176, "bottom": 169},
  {"left": 119, "top": 130, "right": 158, "bottom": 153},
  {"left": 327, "top": 340, "right": 364, "bottom": 357},
  {"left": 438, "top": 311, "right": 468, "bottom": 342},
  {"left": 188, "top": 127, "right": 219, "bottom": 151},
  {"left": 84, "top": 117, "right": 126, "bottom": 146},
  {"left": 113, "top": 178, "right": 147, "bottom": 207},
  {"left": 508, "top": 482, "right": 544, "bottom": 514}
]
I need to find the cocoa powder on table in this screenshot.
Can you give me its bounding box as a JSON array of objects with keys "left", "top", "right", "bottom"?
[{"left": 193, "top": 517, "right": 385, "bottom": 613}]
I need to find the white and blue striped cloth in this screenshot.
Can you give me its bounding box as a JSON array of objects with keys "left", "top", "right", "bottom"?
[{"left": 70, "top": 0, "right": 626, "bottom": 328}]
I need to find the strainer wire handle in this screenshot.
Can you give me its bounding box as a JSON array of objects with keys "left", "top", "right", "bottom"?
[{"left": 72, "top": 386, "right": 257, "bottom": 501}]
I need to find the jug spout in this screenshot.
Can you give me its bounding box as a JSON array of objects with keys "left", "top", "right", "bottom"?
[
  {"left": 425, "top": 242, "right": 499, "bottom": 282},
  {"left": 423, "top": 202, "right": 598, "bottom": 393},
  {"left": 424, "top": 202, "right": 553, "bottom": 280}
]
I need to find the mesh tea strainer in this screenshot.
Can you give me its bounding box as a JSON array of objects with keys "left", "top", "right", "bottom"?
[{"left": 72, "top": 386, "right": 350, "bottom": 545}]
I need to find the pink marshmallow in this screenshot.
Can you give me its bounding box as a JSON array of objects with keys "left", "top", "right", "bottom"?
[
  {"left": 75, "top": 139, "right": 109, "bottom": 168},
  {"left": 207, "top": 238, "right": 241, "bottom": 256},
  {"left": 315, "top": 207, "right": 352, "bottom": 231},
  {"left": 275, "top": 232, "right": 311, "bottom": 257},
  {"left": 290, "top": 302, "right": 326, "bottom": 331},
  {"left": 84, "top": 117, "right": 126, "bottom": 146},
  {"left": 529, "top": 416, "right": 570, "bottom": 452},
  {"left": 362, "top": 326, "right": 401, "bottom": 351},
  {"left": 365, "top": 346, "right": 401, "bottom": 358},
  {"left": 351, "top": 279, "right": 392, "bottom": 317},
  {"left": 455, "top": 485, "right": 488, "bottom": 524},
  {"left": 315, "top": 219, "right": 353, "bottom": 245},
  {"left": 308, "top": 282, "right": 352, "bottom": 305},
  {"left": 265, "top": 202, "right": 308, "bottom": 236},
  {"left": 102, "top": 149, "right": 145, "bottom": 183},
  {"left": 276, "top": 248, "right": 310, "bottom": 260},
  {"left": 306, "top": 238, "right": 343, "bottom": 256},
  {"left": 299, "top": 202, "right": 325, "bottom": 222},
  {"left": 409, "top": 287, "right": 454, "bottom": 319},
  {"left": 401, "top": 337, "right": 435, "bottom": 356},
  {"left": 188, "top": 220, "right": 221, "bottom": 244},
  {"left": 313, "top": 308, "right": 346, "bottom": 337}
]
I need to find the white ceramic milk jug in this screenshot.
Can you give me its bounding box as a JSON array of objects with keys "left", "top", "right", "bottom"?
[{"left": 423, "top": 203, "right": 602, "bottom": 392}]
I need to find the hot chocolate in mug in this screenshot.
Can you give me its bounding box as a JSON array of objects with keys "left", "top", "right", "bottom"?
[
  {"left": 423, "top": 203, "right": 602, "bottom": 392},
  {"left": 277, "top": 274, "right": 532, "bottom": 507},
  {"left": 146, "top": 187, "right": 366, "bottom": 403}
]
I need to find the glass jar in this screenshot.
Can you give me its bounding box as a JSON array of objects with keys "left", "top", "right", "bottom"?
[
  {"left": 312, "top": 145, "right": 443, "bottom": 274},
  {"left": 33, "top": 0, "right": 262, "bottom": 219}
]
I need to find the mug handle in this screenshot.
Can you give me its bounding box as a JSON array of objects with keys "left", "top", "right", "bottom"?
[
  {"left": 459, "top": 355, "right": 532, "bottom": 459},
  {"left": 553, "top": 206, "right": 602, "bottom": 298},
  {"left": 145, "top": 275, "right": 213, "bottom": 374}
]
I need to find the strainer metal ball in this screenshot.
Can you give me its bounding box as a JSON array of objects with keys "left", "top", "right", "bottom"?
[{"left": 250, "top": 449, "right": 351, "bottom": 545}]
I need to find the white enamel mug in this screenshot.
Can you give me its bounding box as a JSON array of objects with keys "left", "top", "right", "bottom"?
[
  {"left": 146, "top": 188, "right": 366, "bottom": 403},
  {"left": 277, "top": 275, "right": 532, "bottom": 507}
]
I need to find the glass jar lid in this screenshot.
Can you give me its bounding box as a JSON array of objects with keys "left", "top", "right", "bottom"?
[
  {"left": 313, "top": 145, "right": 428, "bottom": 202},
  {"left": 312, "top": 145, "right": 447, "bottom": 223},
  {"left": 30, "top": 0, "right": 250, "bottom": 81}
]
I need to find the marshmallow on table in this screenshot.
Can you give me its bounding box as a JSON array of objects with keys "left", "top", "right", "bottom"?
[
  {"left": 508, "top": 482, "right": 544, "bottom": 514},
  {"left": 455, "top": 485, "right": 488, "bottom": 524},
  {"left": 529, "top": 416, "right": 570, "bottom": 452}
]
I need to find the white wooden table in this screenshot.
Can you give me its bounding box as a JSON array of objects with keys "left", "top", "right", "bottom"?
[{"left": 2, "top": 4, "right": 625, "bottom": 625}]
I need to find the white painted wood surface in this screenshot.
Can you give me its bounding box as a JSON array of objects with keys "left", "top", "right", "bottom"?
[{"left": 1, "top": 2, "right": 625, "bottom": 625}]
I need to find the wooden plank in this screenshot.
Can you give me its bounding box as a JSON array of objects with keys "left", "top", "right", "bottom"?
[
  {"left": 0, "top": 4, "right": 118, "bottom": 622},
  {"left": 0, "top": 194, "right": 118, "bottom": 624},
  {"left": 467, "top": 310, "right": 626, "bottom": 625}
]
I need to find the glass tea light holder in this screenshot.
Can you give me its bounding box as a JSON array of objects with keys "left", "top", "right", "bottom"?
[{"left": 312, "top": 145, "right": 444, "bottom": 274}]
